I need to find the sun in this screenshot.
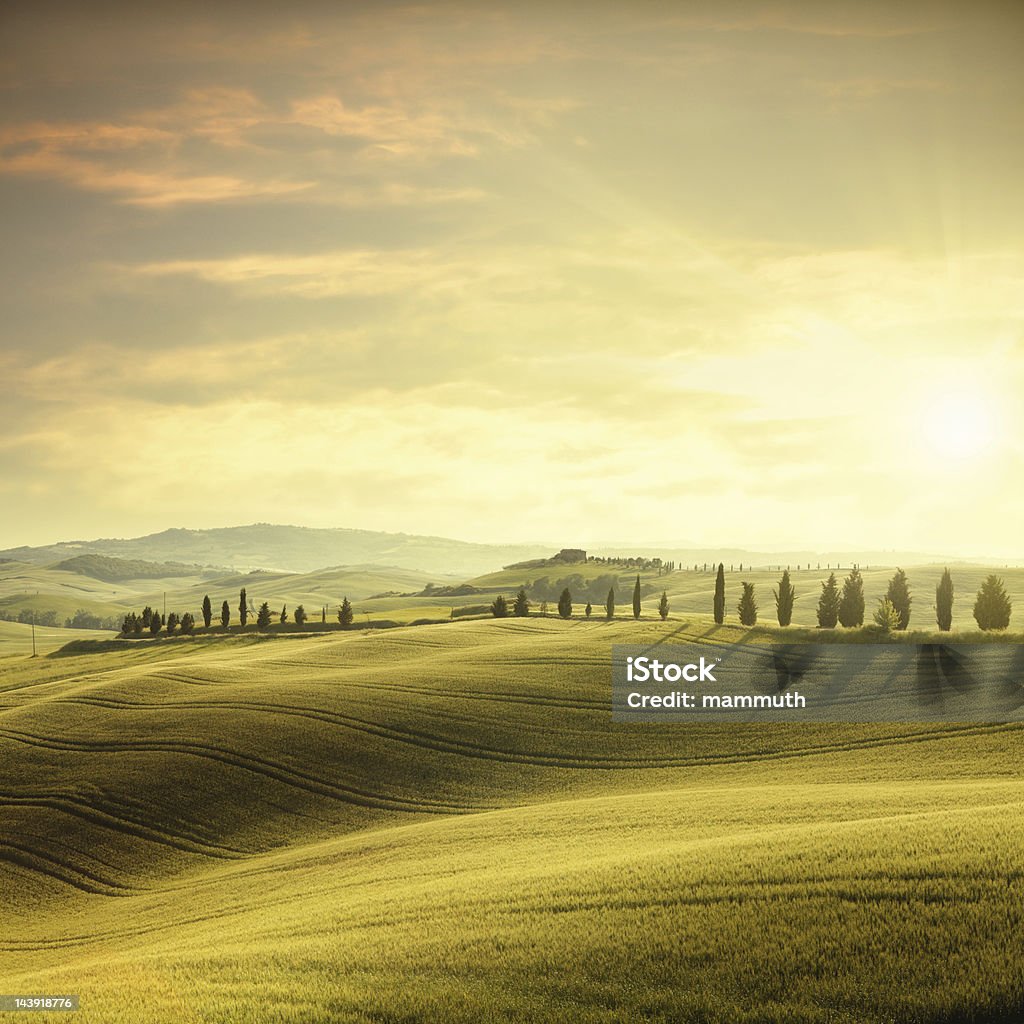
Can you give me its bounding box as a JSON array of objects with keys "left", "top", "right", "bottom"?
[{"left": 919, "top": 389, "right": 997, "bottom": 461}]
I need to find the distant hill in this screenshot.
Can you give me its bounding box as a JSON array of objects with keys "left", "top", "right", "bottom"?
[
  {"left": 2, "top": 524, "right": 553, "bottom": 577},
  {"left": 53, "top": 554, "right": 215, "bottom": 583}
]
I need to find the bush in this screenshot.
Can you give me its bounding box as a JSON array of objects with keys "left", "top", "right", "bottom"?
[
  {"left": 558, "top": 588, "right": 573, "bottom": 619},
  {"left": 873, "top": 597, "right": 901, "bottom": 633}
]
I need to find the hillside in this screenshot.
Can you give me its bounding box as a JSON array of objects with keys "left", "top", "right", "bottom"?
[
  {"left": 2, "top": 618, "right": 1023, "bottom": 1021},
  {"left": 1, "top": 524, "right": 553, "bottom": 576},
  {"left": 52, "top": 554, "right": 216, "bottom": 583}
]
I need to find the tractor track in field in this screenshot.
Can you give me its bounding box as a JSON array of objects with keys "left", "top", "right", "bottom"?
[{"left": 0, "top": 727, "right": 494, "bottom": 815}]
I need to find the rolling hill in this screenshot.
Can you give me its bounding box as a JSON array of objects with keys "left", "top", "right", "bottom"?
[
  {"left": 2, "top": 617, "right": 1023, "bottom": 1021},
  {"left": 0, "top": 524, "right": 554, "bottom": 577}
]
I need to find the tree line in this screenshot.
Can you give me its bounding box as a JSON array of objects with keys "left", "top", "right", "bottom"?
[
  {"left": 490, "top": 576, "right": 671, "bottom": 622},
  {"left": 489, "top": 566, "right": 1014, "bottom": 633},
  {"left": 120, "top": 588, "right": 358, "bottom": 637},
  {"left": 714, "top": 564, "right": 1013, "bottom": 632}
]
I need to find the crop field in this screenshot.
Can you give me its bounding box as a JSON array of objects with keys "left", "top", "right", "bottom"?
[{"left": 1, "top": 615, "right": 1023, "bottom": 1022}]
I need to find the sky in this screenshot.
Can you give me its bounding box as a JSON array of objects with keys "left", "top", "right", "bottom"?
[{"left": 2, "top": 1, "right": 1023, "bottom": 556}]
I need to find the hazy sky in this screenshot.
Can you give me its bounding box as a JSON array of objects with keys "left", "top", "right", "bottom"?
[{"left": 2, "top": 1, "right": 1023, "bottom": 555}]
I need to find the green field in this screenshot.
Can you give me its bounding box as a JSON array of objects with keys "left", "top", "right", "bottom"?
[{"left": 2, "top": 616, "right": 1023, "bottom": 1022}]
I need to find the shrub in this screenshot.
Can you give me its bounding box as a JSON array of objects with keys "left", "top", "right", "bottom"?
[{"left": 873, "top": 597, "right": 901, "bottom": 633}]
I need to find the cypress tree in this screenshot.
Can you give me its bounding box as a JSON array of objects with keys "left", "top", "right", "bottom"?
[
  {"left": 558, "top": 588, "right": 573, "bottom": 619},
  {"left": 885, "top": 569, "right": 912, "bottom": 631},
  {"left": 201, "top": 595, "right": 213, "bottom": 629},
  {"left": 585, "top": 601, "right": 592, "bottom": 618},
  {"left": 816, "top": 573, "right": 840, "bottom": 628},
  {"left": 774, "top": 570, "right": 795, "bottom": 627},
  {"left": 632, "top": 575, "right": 641, "bottom": 620},
  {"left": 280, "top": 604, "right": 288, "bottom": 624},
  {"left": 713, "top": 563, "right": 725, "bottom": 624},
  {"left": 737, "top": 582, "right": 757, "bottom": 626},
  {"left": 220, "top": 600, "right": 230, "bottom": 628},
  {"left": 338, "top": 597, "right": 354, "bottom": 627},
  {"left": 605, "top": 587, "right": 615, "bottom": 620},
  {"left": 491, "top": 594, "right": 509, "bottom": 618},
  {"left": 239, "top": 588, "right": 248, "bottom": 629},
  {"left": 513, "top": 588, "right": 530, "bottom": 617},
  {"left": 256, "top": 602, "right": 272, "bottom": 631},
  {"left": 658, "top": 591, "right": 669, "bottom": 620},
  {"left": 935, "top": 568, "right": 954, "bottom": 632},
  {"left": 837, "top": 568, "right": 865, "bottom": 628},
  {"left": 294, "top": 605, "right": 307, "bottom": 627},
  {"left": 973, "top": 575, "right": 1011, "bottom": 631}
]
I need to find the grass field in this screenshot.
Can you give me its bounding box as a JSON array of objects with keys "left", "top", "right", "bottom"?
[
  {"left": 1, "top": 615, "right": 1023, "bottom": 1022},
  {"left": 0, "top": 620, "right": 114, "bottom": 658}
]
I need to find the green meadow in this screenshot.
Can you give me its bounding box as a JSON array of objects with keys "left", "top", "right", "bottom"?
[{"left": 2, "top": 615, "right": 1023, "bottom": 1022}]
